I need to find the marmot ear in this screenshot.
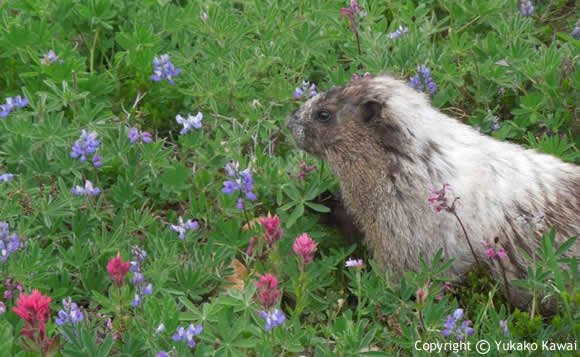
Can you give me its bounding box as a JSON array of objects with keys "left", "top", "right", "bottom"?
[{"left": 361, "top": 100, "right": 382, "bottom": 123}]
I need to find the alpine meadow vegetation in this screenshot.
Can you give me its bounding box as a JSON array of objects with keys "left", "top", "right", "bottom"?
[{"left": 0, "top": 0, "right": 579, "bottom": 356}]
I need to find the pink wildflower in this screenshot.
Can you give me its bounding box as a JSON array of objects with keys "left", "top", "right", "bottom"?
[
  {"left": 259, "top": 215, "right": 283, "bottom": 245},
  {"left": 254, "top": 274, "right": 281, "bottom": 309},
  {"left": 497, "top": 247, "right": 507, "bottom": 258},
  {"left": 12, "top": 290, "right": 52, "bottom": 343},
  {"left": 246, "top": 237, "right": 256, "bottom": 257},
  {"left": 107, "top": 253, "right": 130, "bottom": 286},
  {"left": 485, "top": 248, "right": 496, "bottom": 258},
  {"left": 293, "top": 233, "right": 318, "bottom": 265}
]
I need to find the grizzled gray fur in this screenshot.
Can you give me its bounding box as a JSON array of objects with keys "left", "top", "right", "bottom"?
[{"left": 286, "top": 73, "right": 580, "bottom": 310}]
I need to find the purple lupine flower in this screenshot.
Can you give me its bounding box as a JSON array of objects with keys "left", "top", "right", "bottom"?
[
  {"left": 156, "top": 352, "right": 169, "bottom": 357},
  {"left": 142, "top": 283, "right": 153, "bottom": 295},
  {"left": 70, "top": 130, "right": 101, "bottom": 166},
  {"left": 409, "top": 75, "right": 422, "bottom": 91},
  {"left": 236, "top": 197, "right": 245, "bottom": 211},
  {"left": 345, "top": 258, "right": 364, "bottom": 268},
  {"left": 293, "top": 81, "right": 318, "bottom": 99},
  {"left": 151, "top": 54, "right": 181, "bottom": 85},
  {"left": 0, "top": 96, "right": 28, "bottom": 117},
  {"left": 172, "top": 324, "right": 203, "bottom": 348},
  {"left": 0, "top": 174, "right": 14, "bottom": 183},
  {"left": 55, "top": 297, "right": 84, "bottom": 325},
  {"left": 572, "top": 27, "right": 580, "bottom": 40},
  {"left": 128, "top": 127, "right": 139, "bottom": 143},
  {"left": 224, "top": 161, "right": 239, "bottom": 177},
  {"left": 130, "top": 294, "right": 141, "bottom": 307},
  {"left": 41, "top": 50, "right": 59, "bottom": 65},
  {"left": 258, "top": 309, "right": 286, "bottom": 331},
  {"left": 442, "top": 308, "right": 474, "bottom": 340},
  {"left": 128, "top": 246, "right": 152, "bottom": 307},
  {"left": 0, "top": 222, "right": 21, "bottom": 263},
  {"left": 155, "top": 323, "right": 165, "bottom": 335},
  {"left": 222, "top": 161, "right": 257, "bottom": 211},
  {"left": 499, "top": 320, "right": 509, "bottom": 335},
  {"left": 409, "top": 65, "right": 437, "bottom": 94},
  {"left": 176, "top": 112, "right": 203, "bottom": 135},
  {"left": 92, "top": 155, "right": 103, "bottom": 168},
  {"left": 71, "top": 180, "right": 100, "bottom": 196},
  {"left": 489, "top": 115, "right": 501, "bottom": 132},
  {"left": 0, "top": 302, "right": 5, "bottom": 314},
  {"left": 131, "top": 272, "right": 144, "bottom": 285},
  {"left": 13, "top": 96, "right": 28, "bottom": 108},
  {"left": 170, "top": 216, "right": 199, "bottom": 239},
  {"left": 132, "top": 245, "right": 147, "bottom": 262},
  {"left": 128, "top": 127, "right": 153, "bottom": 144},
  {"left": 388, "top": 25, "right": 409, "bottom": 40},
  {"left": 129, "top": 261, "right": 139, "bottom": 273},
  {"left": 457, "top": 320, "right": 475, "bottom": 340},
  {"left": 520, "top": 0, "right": 534, "bottom": 16},
  {"left": 0, "top": 104, "right": 10, "bottom": 117}
]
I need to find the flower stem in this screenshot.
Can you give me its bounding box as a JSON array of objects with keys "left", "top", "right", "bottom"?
[
  {"left": 452, "top": 212, "right": 480, "bottom": 265},
  {"left": 90, "top": 28, "right": 100, "bottom": 73}
]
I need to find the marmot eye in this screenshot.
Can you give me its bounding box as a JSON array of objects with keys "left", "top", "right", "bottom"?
[{"left": 316, "top": 109, "right": 331, "bottom": 122}]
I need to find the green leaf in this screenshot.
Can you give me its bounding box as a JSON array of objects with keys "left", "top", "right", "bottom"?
[
  {"left": 287, "top": 203, "right": 304, "bottom": 227},
  {"left": 304, "top": 201, "right": 330, "bottom": 213}
]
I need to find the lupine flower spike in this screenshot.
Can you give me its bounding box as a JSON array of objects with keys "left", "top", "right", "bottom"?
[
  {"left": 499, "top": 320, "right": 509, "bottom": 335},
  {"left": 173, "top": 324, "right": 203, "bottom": 348},
  {"left": 128, "top": 127, "right": 153, "bottom": 144},
  {"left": 222, "top": 161, "right": 256, "bottom": 210},
  {"left": 176, "top": 113, "right": 203, "bottom": 135},
  {"left": 0, "top": 173, "right": 14, "bottom": 183},
  {"left": 151, "top": 54, "right": 181, "bottom": 85},
  {"left": 170, "top": 216, "right": 199, "bottom": 239},
  {"left": 71, "top": 180, "right": 101, "bottom": 196},
  {"left": 258, "top": 309, "right": 286, "bottom": 331},
  {"left": 129, "top": 246, "right": 153, "bottom": 307},
  {"left": 409, "top": 65, "right": 437, "bottom": 94},
  {"left": 55, "top": 297, "right": 84, "bottom": 327},
  {"left": 293, "top": 81, "right": 318, "bottom": 99},
  {"left": 388, "top": 25, "right": 409, "bottom": 40},
  {"left": 0, "top": 222, "right": 21, "bottom": 262},
  {"left": 41, "top": 50, "right": 61, "bottom": 65},
  {"left": 0, "top": 95, "right": 28, "bottom": 117},
  {"left": 71, "top": 130, "right": 102, "bottom": 167},
  {"left": 442, "top": 308, "right": 475, "bottom": 340},
  {"left": 520, "top": 0, "right": 534, "bottom": 16}
]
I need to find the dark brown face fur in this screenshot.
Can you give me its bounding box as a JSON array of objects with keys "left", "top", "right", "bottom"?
[{"left": 286, "top": 75, "right": 411, "bottom": 166}]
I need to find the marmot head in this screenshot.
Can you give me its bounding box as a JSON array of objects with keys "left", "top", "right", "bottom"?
[{"left": 286, "top": 73, "right": 428, "bottom": 161}]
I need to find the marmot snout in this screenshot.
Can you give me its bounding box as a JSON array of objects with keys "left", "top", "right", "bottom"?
[{"left": 286, "top": 73, "right": 580, "bottom": 310}]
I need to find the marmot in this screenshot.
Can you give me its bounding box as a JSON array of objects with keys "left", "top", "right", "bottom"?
[{"left": 286, "top": 73, "right": 580, "bottom": 309}]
